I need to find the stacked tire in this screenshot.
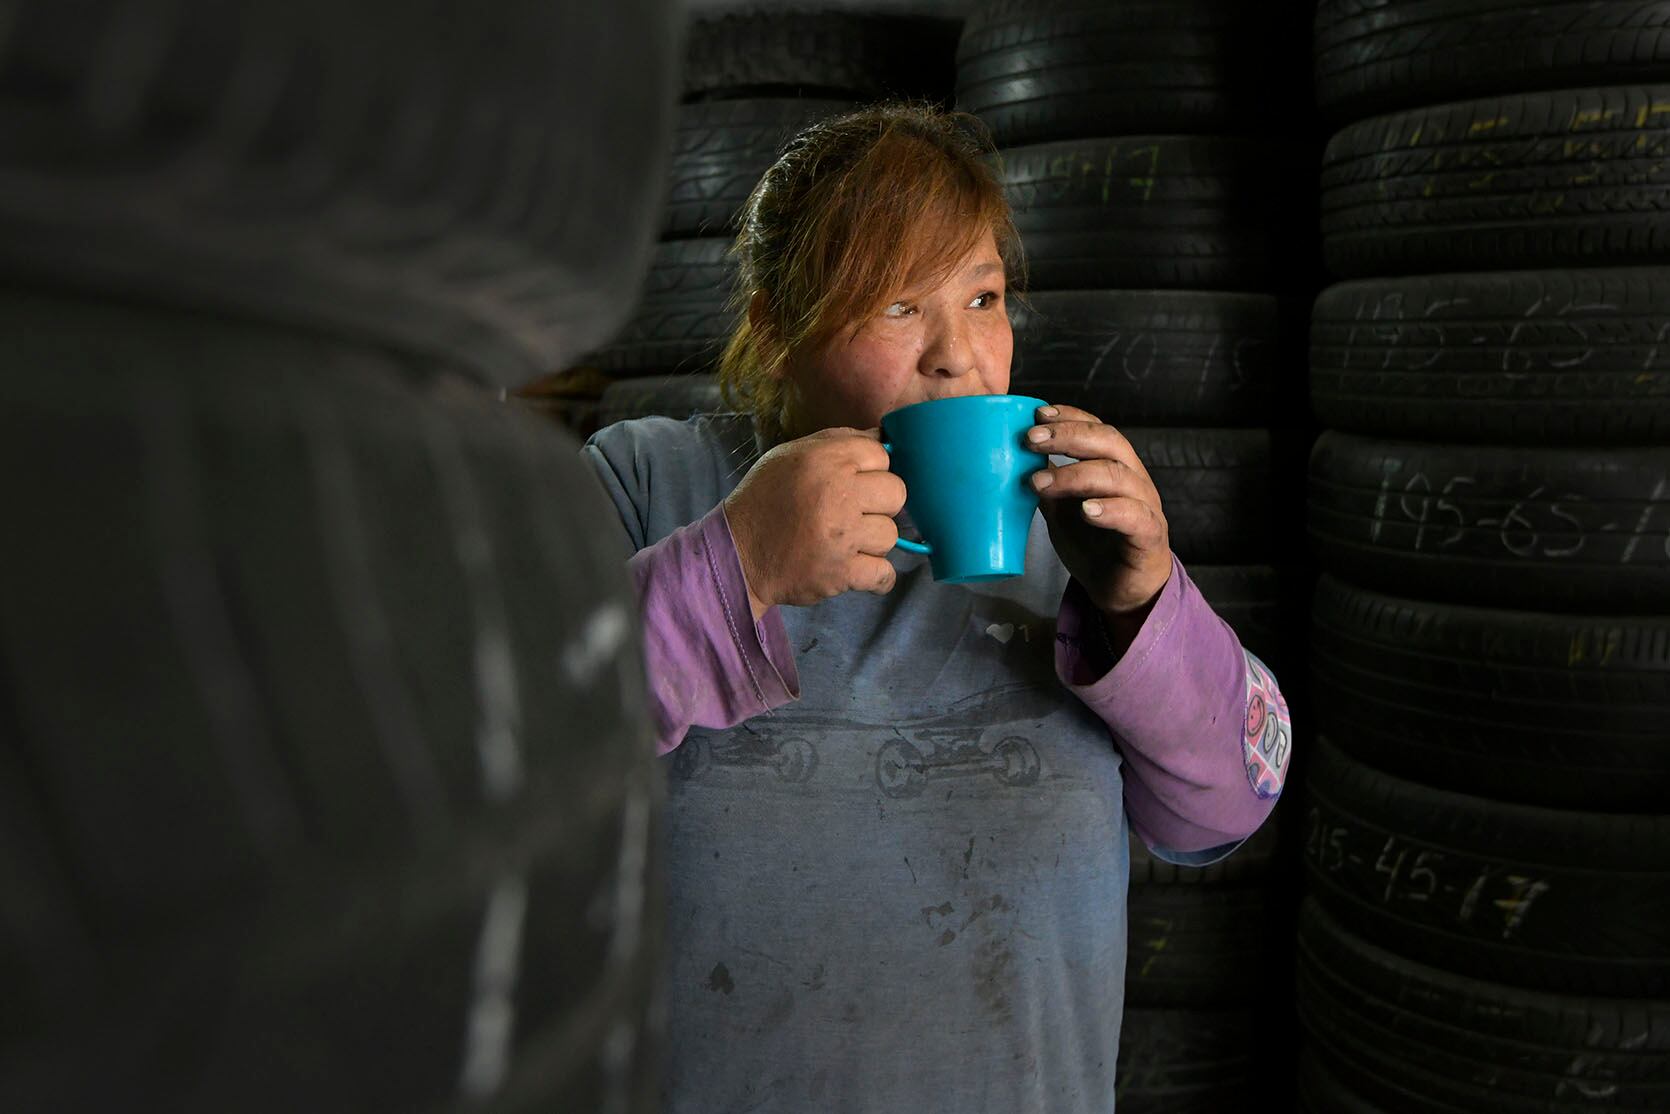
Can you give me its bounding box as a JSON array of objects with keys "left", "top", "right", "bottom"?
[
  {"left": 956, "top": 1, "right": 1314, "bottom": 1108},
  {"left": 554, "top": 9, "right": 961, "bottom": 437},
  {"left": 1301, "top": 3, "right": 1670, "bottom": 1109},
  {"left": 1120, "top": 821, "right": 1285, "bottom": 1112},
  {"left": 0, "top": 1, "right": 674, "bottom": 1110},
  {"left": 961, "top": 0, "right": 1313, "bottom": 657}
]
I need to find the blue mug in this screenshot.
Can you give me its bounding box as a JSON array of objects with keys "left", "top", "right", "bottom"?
[{"left": 879, "top": 394, "right": 1048, "bottom": 584}]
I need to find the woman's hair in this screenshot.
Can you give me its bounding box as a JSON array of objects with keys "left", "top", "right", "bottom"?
[{"left": 718, "top": 102, "right": 1023, "bottom": 441}]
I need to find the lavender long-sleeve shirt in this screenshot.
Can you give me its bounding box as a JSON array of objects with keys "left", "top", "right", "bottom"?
[{"left": 585, "top": 413, "right": 1289, "bottom": 1113}]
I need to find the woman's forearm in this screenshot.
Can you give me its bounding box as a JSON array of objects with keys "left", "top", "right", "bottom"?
[{"left": 1055, "top": 555, "right": 1290, "bottom": 857}]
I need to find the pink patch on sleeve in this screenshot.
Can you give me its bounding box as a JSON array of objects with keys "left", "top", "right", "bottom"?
[{"left": 1241, "top": 650, "right": 1289, "bottom": 800}]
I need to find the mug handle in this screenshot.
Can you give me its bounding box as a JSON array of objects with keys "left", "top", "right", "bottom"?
[{"left": 880, "top": 439, "right": 932, "bottom": 555}]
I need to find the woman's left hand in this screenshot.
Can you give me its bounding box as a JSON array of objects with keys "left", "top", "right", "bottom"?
[{"left": 1024, "top": 402, "right": 1173, "bottom": 624}]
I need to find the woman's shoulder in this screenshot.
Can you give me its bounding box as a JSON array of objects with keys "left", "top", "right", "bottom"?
[
  {"left": 590, "top": 409, "right": 750, "bottom": 455},
  {"left": 584, "top": 412, "right": 760, "bottom": 536},
  {"left": 589, "top": 412, "right": 756, "bottom": 482}
]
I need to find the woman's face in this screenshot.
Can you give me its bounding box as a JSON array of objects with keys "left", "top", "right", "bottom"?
[{"left": 779, "top": 229, "right": 1013, "bottom": 437}]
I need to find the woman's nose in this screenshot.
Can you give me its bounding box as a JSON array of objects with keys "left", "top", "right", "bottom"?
[{"left": 920, "top": 324, "right": 976, "bottom": 378}]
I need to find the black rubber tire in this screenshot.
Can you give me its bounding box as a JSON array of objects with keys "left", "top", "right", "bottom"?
[
  {"left": 1307, "top": 432, "right": 1670, "bottom": 612},
  {"left": 1315, "top": 0, "right": 1670, "bottom": 122},
  {"left": 1298, "top": 1047, "right": 1389, "bottom": 1114},
  {"left": 598, "top": 375, "right": 727, "bottom": 428},
  {"left": 0, "top": 0, "right": 679, "bottom": 391},
  {"left": 1128, "top": 804, "right": 1282, "bottom": 885},
  {"left": 1115, "top": 1009, "right": 1258, "bottom": 1113},
  {"left": 1311, "top": 269, "right": 1670, "bottom": 444},
  {"left": 1126, "top": 428, "right": 1273, "bottom": 563},
  {"left": 999, "top": 137, "right": 1276, "bottom": 292},
  {"left": 588, "top": 239, "right": 738, "bottom": 376},
  {"left": 1311, "top": 575, "right": 1670, "bottom": 812},
  {"left": 664, "top": 98, "right": 855, "bottom": 239},
  {"left": 1302, "top": 736, "right": 1670, "bottom": 997},
  {"left": 0, "top": 291, "right": 662, "bottom": 1113},
  {"left": 682, "top": 11, "right": 959, "bottom": 102},
  {"left": 1010, "top": 291, "right": 1280, "bottom": 427},
  {"left": 956, "top": 0, "right": 1264, "bottom": 146},
  {"left": 1322, "top": 86, "right": 1670, "bottom": 279},
  {"left": 1125, "top": 886, "right": 1274, "bottom": 1008},
  {"left": 1298, "top": 898, "right": 1670, "bottom": 1114}
]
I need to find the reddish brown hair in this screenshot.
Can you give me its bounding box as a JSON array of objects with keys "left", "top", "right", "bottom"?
[{"left": 719, "top": 102, "right": 1023, "bottom": 441}]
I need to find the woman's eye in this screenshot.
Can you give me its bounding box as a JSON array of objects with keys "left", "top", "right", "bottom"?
[
  {"left": 970, "top": 291, "right": 1001, "bottom": 309},
  {"left": 884, "top": 301, "right": 916, "bottom": 318}
]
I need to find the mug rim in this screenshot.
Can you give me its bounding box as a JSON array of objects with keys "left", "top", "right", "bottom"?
[{"left": 880, "top": 393, "right": 1048, "bottom": 426}]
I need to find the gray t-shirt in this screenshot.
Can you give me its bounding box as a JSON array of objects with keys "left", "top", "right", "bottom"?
[{"left": 584, "top": 414, "right": 1257, "bottom": 1114}]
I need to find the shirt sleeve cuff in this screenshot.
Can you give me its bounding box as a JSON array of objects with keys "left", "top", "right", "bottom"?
[
  {"left": 630, "top": 504, "right": 800, "bottom": 755},
  {"left": 1053, "top": 553, "right": 1186, "bottom": 695},
  {"left": 704, "top": 506, "right": 798, "bottom": 709}
]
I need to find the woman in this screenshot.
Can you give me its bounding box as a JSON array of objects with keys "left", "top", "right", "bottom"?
[{"left": 583, "top": 103, "right": 1290, "bottom": 1112}]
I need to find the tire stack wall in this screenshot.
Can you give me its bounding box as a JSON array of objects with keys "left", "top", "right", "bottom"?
[
  {"left": 0, "top": 1, "right": 676, "bottom": 1109},
  {"left": 536, "top": 9, "right": 962, "bottom": 439},
  {"left": 957, "top": 2, "right": 1315, "bottom": 1108},
  {"left": 1301, "top": 4, "right": 1670, "bottom": 1109}
]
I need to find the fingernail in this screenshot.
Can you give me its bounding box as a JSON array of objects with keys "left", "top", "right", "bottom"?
[
  {"left": 1083, "top": 500, "right": 1103, "bottom": 518},
  {"left": 1032, "top": 471, "right": 1054, "bottom": 491},
  {"left": 1039, "top": 406, "right": 1058, "bottom": 418},
  {"left": 1026, "top": 426, "right": 1050, "bottom": 444}
]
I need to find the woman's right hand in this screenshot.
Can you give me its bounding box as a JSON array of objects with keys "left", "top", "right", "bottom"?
[{"left": 722, "top": 427, "right": 907, "bottom": 621}]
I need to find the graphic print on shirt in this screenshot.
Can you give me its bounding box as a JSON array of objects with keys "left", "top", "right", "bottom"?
[
  {"left": 672, "top": 721, "right": 818, "bottom": 784},
  {"left": 673, "top": 579, "right": 1069, "bottom": 795},
  {"left": 1242, "top": 649, "right": 1289, "bottom": 799},
  {"left": 873, "top": 683, "right": 1049, "bottom": 798},
  {"left": 673, "top": 682, "right": 1056, "bottom": 798}
]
